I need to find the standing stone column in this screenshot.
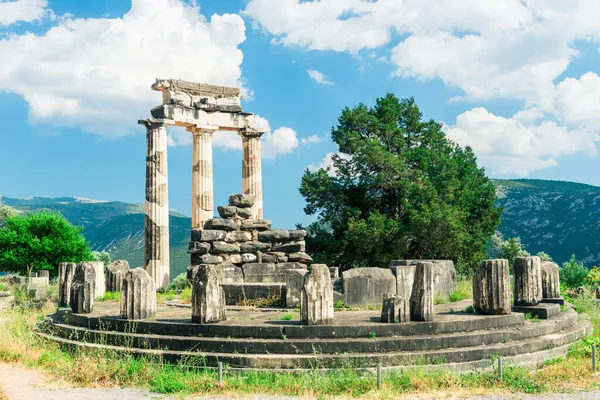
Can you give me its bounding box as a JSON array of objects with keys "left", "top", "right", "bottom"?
[
  {"left": 139, "top": 119, "right": 171, "bottom": 290},
  {"left": 410, "top": 262, "right": 434, "bottom": 322},
  {"left": 191, "top": 264, "right": 226, "bottom": 323},
  {"left": 107, "top": 260, "right": 130, "bottom": 293},
  {"left": 58, "top": 262, "right": 76, "bottom": 306},
  {"left": 120, "top": 268, "right": 156, "bottom": 320},
  {"left": 241, "top": 130, "right": 264, "bottom": 220},
  {"left": 541, "top": 261, "right": 561, "bottom": 299},
  {"left": 70, "top": 263, "right": 96, "bottom": 314},
  {"left": 300, "top": 264, "right": 334, "bottom": 325},
  {"left": 189, "top": 126, "right": 217, "bottom": 228},
  {"left": 473, "top": 259, "right": 511, "bottom": 315},
  {"left": 514, "top": 256, "right": 543, "bottom": 306}
]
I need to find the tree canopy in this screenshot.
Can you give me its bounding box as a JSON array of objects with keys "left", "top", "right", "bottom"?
[
  {"left": 0, "top": 211, "right": 92, "bottom": 276},
  {"left": 300, "top": 94, "right": 502, "bottom": 275}
]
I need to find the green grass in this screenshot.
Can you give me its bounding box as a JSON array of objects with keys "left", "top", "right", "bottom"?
[
  {"left": 98, "top": 291, "right": 121, "bottom": 302},
  {"left": 434, "top": 295, "right": 449, "bottom": 305},
  {"left": 464, "top": 305, "right": 476, "bottom": 313},
  {"left": 280, "top": 313, "right": 294, "bottom": 321},
  {"left": 449, "top": 280, "right": 472, "bottom": 302}
]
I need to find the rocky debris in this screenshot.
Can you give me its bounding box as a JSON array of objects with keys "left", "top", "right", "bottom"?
[
  {"left": 389, "top": 260, "right": 456, "bottom": 297},
  {"left": 192, "top": 264, "right": 226, "bottom": 323},
  {"left": 473, "top": 259, "right": 511, "bottom": 315},
  {"left": 410, "top": 262, "right": 434, "bottom": 322},
  {"left": 217, "top": 205, "right": 237, "bottom": 218},
  {"left": 286, "top": 268, "right": 308, "bottom": 307},
  {"left": 342, "top": 267, "right": 396, "bottom": 307},
  {"left": 228, "top": 194, "right": 255, "bottom": 208},
  {"left": 541, "top": 261, "right": 561, "bottom": 299},
  {"left": 514, "top": 256, "right": 543, "bottom": 306},
  {"left": 120, "top": 268, "right": 156, "bottom": 320},
  {"left": 106, "top": 260, "right": 130, "bottom": 293},
  {"left": 204, "top": 218, "right": 239, "bottom": 231},
  {"left": 381, "top": 294, "right": 410, "bottom": 323},
  {"left": 58, "top": 262, "right": 77, "bottom": 306},
  {"left": 70, "top": 262, "right": 96, "bottom": 314},
  {"left": 301, "top": 264, "right": 334, "bottom": 325}
]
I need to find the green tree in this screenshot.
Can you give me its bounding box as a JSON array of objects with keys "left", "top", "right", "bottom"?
[
  {"left": 487, "top": 232, "right": 531, "bottom": 267},
  {"left": 0, "top": 211, "right": 92, "bottom": 276},
  {"left": 560, "top": 254, "right": 588, "bottom": 289},
  {"left": 300, "top": 94, "right": 501, "bottom": 275},
  {"left": 536, "top": 251, "right": 553, "bottom": 262},
  {"left": 90, "top": 250, "right": 111, "bottom": 266}
]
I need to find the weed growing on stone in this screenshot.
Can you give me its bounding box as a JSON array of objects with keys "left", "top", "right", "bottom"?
[
  {"left": 464, "top": 305, "right": 476, "bottom": 313},
  {"left": 280, "top": 312, "right": 294, "bottom": 321},
  {"left": 369, "top": 332, "right": 376, "bottom": 339}
]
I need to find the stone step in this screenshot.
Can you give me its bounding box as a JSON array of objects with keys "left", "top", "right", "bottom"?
[
  {"left": 36, "top": 318, "right": 592, "bottom": 369},
  {"left": 43, "top": 309, "right": 579, "bottom": 355},
  {"left": 512, "top": 302, "right": 561, "bottom": 319}
]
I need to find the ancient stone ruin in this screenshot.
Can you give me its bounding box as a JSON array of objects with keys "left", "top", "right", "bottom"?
[
  {"left": 120, "top": 268, "right": 156, "bottom": 320},
  {"left": 473, "top": 259, "right": 511, "bottom": 315},
  {"left": 286, "top": 268, "right": 308, "bottom": 307},
  {"left": 106, "top": 260, "right": 130, "bottom": 292},
  {"left": 69, "top": 262, "right": 96, "bottom": 314},
  {"left": 300, "top": 264, "right": 334, "bottom": 325},
  {"left": 541, "top": 261, "right": 561, "bottom": 301},
  {"left": 381, "top": 294, "right": 410, "bottom": 323},
  {"left": 192, "top": 264, "right": 226, "bottom": 324},
  {"left": 58, "top": 262, "right": 76, "bottom": 306},
  {"left": 90, "top": 261, "right": 106, "bottom": 300},
  {"left": 514, "top": 256, "right": 543, "bottom": 306},
  {"left": 410, "top": 262, "right": 434, "bottom": 321}
]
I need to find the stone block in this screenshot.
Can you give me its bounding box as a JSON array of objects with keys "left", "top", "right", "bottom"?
[
  {"left": 541, "top": 261, "right": 561, "bottom": 299},
  {"left": 289, "top": 230, "right": 307, "bottom": 240},
  {"left": 217, "top": 205, "right": 237, "bottom": 218},
  {"left": 410, "top": 262, "right": 434, "bottom": 322},
  {"left": 342, "top": 267, "right": 396, "bottom": 307},
  {"left": 29, "top": 285, "right": 48, "bottom": 302},
  {"left": 191, "top": 229, "right": 226, "bottom": 242},
  {"left": 192, "top": 265, "right": 226, "bottom": 323},
  {"left": 472, "top": 259, "right": 511, "bottom": 315},
  {"left": 106, "top": 260, "right": 130, "bottom": 293},
  {"left": 259, "top": 252, "right": 278, "bottom": 263},
  {"left": 242, "top": 253, "right": 257, "bottom": 263},
  {"left": 381, "top": 294, "right": 410, "bottom": 323},
  {"left": 204, "top": 218, "right": 239, "bottom": 231},
  {"left": 272, "top": 241, "right": 305, "bottom": 253},
  {"left": 219, "top": 264, "right": 244, "bottom": 284},
  {"left": 58, "top": 262, "right": 76, "bottom": 306},
  {"left": 301, "top": 264, "right": 334, "bottom": 325},
  {"left": 279, "top": 262, "right": 305, "bottom": 271},
  {"left": 258, "top": 230, "right": 290, "bottom": 242},
  {"left": 286, "top": 268, "right": 308, "bottom": 307},
  {"left": 288, "top": 252, "right": 313, "bottom": 263},
  {"left": 220, "top": 283, "right": 285, "bottom": 305},
  {"left": 229, "top": 194, "right": 255, "bottom": 208},
  {"left": 236, "top": 207, "right": 253, "bottom": 219},
  {"left": 88, "top": 261, "right": 105, "bottom": 299},
  {"left": 514, "top": 256, "right": 543, "bottom": 306},
  {"left": 264, "top": 252, "right": 288, "bottom": 262},
  {"left": 227, "top": 254, "right": 242, "bottom": 264},
  {"left": 191, "top": 254, "right": 223, "bottom": 265},
  {"left": 33, "top": 270, "right": 50, "bottom": 279},
  {"left": 240, "top": 241, "right": 271, "bottom": 253},
  {"left": 389, "top": 260, "right": 456, "bottom": 297},
  {"left": 11, "top": 276, "right": 48, "bottom": 288},
  {"left": 242, "top": 263, "right": 285, "bottom": 283},
  {"left": 225, "top": 231, "right": 252, "bottom": 243},
  {"left": 188, "top": 241, "right": 210, "bottom": 254},
  {"left": 212, "top": 241, "right": 240, "bottom": 254},
  {"left": 389, "top": 265, "right": 414, "bottom": 301},
  {"left": 241, "top": 219, "right": 272, "bottom": 231},
  {"left": 70, "top": 263, "right": 96, "bottom": 314},
  {"left": 120, "top": 268, "right": 156, "bottom": 320}
]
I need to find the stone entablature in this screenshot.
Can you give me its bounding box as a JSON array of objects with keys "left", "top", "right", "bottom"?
[{"left": 188, "top": 194, "right": 311, "bottom": 284}]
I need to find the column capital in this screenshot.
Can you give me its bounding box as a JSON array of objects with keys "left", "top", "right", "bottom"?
[
  {"left": 187, "top": 124, "right": 219, "bottom": 135},
  {"left": 239, "top": 128, "right": 265, "bottom": 139},
  {"left": 138, "top": 118, "right": 175, "bottom": 128}
]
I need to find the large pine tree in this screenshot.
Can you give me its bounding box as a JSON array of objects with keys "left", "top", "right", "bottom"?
[{"left": 300, "top": 94, "right": 501, "bottom": 275}]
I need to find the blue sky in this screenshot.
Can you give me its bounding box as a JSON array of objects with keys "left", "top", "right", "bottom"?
[{"left": 1, "top": 0, "right": 599, "bottom": 229}]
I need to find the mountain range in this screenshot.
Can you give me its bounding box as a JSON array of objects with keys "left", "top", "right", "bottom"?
[{"left": 2, "top": 178, "right": 600, "bottom": 278}]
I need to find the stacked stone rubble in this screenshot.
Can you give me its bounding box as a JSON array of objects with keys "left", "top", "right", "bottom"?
[
  {"left": 120, "top": 268, "right": 156, "bottom": 320},
  {"left": 188, "top": 194, "right": 310, "bottom": 284},
  {"left": 514, "top": 256, "right": 543, "bottom": 306},
  {"left": 300, "top": 264, "right": 334, "bottom": 325},
  {"left": 541, "top": 261, "right": 561, "bottom": 299},
  {"left": 473, "top": 259, "right": 511, "bottom": 315},
  {"left": 107, "top": 260, "right": 130, "bottom": 292},
  {"left": 70, "top": 263, "right": 96, "bottom": 314},
  {"left": 58, "top": 262, "right": 77, "bottom": 306}
]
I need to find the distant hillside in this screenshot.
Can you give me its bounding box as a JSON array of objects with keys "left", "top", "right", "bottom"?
[
  {"left": 493, "top": 179, "right": 600, "bottom": 266},
  {"left": 3, "top": 178, "right": 600, "bottom": 280}
]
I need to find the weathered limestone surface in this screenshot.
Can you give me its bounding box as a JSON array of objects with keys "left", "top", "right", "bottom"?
[
  {"left": 219, "top": 264, "right": 244, "bottom": 284},
  {"left": 514, "top": 256, "right": 543, "bottom": 306},
  {"left": 106, "top": 260, "right": 130, "bottom": 293},
  {"left": 286, "top": 268, "right": 308, "bottom": 307},
  {"left": 410, "top": 262, "right": 434, "bottom": 322},
  {"left": 342, "top": 268, "right": 396, "bottom": 306},
  {"left": 190, "top": 127, "right": 215, "bottom": 228},
  {"left": 120, "top": 268, "right": 156, "bottom": 319},
  {"left": 301, "top": 264, "right": 334, "bottom": 325},
  {"left": 58, "top": 262, "right": 76, "bottom": 306},
  {"left": 90, "top": 261, "right": 106, "bottom": 299},
  {"left": 541, "top": 261, "right": 561, "bottom": 299},
  {"left": 140, "top": 119, "right": 171, "bottom": 290},
  {"left": 389, "top": 260, "right": 456, "bottom": 297},
  {"left": 241, "top": 133, "right": 264, "bottom": 220},
  {"left": 473, "top": 259, "right": 511, "bottom": 315},
  {"left": 70, "top": 263, "right": 96, "bottom": 314},
  {"left": 192, "top": 265, "right": 226, "bottom": 323},
  {"left": 381, "top": 294, "right": 410, "bottom": 323},
  {"left": 389, "top": 265, "right": 414, "bottom": 301}
]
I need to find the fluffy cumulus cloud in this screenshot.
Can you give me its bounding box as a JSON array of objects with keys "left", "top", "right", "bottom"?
[
  {"left": 0, "top": 0, "right": 48, "bottom": 26},
  {"left": 306, "top": 69, "right": 332, "bottom": 85},
  {"left": 246, "top": 0, "right": 600, "bottom": 175},
  {"left": 0, "top": 0, "right": 246, "bottom": 137}
]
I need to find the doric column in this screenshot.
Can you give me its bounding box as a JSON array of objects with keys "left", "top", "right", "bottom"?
[
  {"left": 189, "top": 126, "right": 217, "bottom": 228},
  {"left": 241, "top": 129, "right": 264, "bottom": 219},
  {"left": 139, "top": 119, "right": 171, "bottom": 290}
]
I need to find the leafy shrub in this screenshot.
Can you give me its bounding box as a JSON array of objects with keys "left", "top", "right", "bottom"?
[
  {"left": 280, "top": 313, "right": 294, "bottom": 321},
  {"left": 560, "top": 255, "right": 588, "bottom": 289},
  {"left": 587, "top": 266, "right": 600, "bottom": 287},
  {"left": 170, "top": 273, "right": 189, "bottom": 291}
]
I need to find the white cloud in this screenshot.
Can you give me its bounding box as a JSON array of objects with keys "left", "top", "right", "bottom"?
[
  {"left": 0, "top": 0, "right": 48, "bottom": 26},
  {"left": 445, "top": 108, "right": 598, "bottom": 176},
  {"left": 0, "top": 0, "right": 246, "bottom": 137},
  {"left": 307, "top": 152, "right": 351, "bottom": 176},
  {"left": 554, "top": 72, "right": 600, "bottom": 129},
  {"left": 306, "top": 69, "right": 333, "bottom": 85},
  {"left": 300, "top": 135, "right": 322, "bottom": 145}
]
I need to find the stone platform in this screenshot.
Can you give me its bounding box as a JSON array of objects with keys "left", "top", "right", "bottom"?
[{"left": 37, "top": 300, "right": 591, "bottom": 372}]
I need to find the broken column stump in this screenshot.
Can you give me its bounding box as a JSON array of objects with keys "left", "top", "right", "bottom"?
[
  {"left": 69, "top": 262, "right": 96, "bottom": 314},
  {"left": 300, "top": 264, "right": 334, "bottom": 325},
  {"left": 541, "top": 261, "right": 561, "bottom": 300},
  {"left": 381, "top": 293, "right": 410, "bottom": 323},
  {"left": 191, "top": 264, "right": 226, "bottom": 323},
  {"left": 473, "top": 259, "right": 511, "bottom": 315},
  {"left": 107, "top": 260, "right": 130, "bottom": 293},
  {"left": 89, "top": 261, "right": 105, "bottom": 299},
  {"left": 120, "top": 268, "right": 156, "bottom": 320},
  {"left": 514, "top": 256, "right": 543, "bottom": 306},
  {"left": 286, "top": 268, "right": 308, "bottom": 308},
  {"left": 410, "top": 261, "right": 434, "bottom": 322},
  {"left": 58, "top": 262, "right": 76, "bottom": 306}
]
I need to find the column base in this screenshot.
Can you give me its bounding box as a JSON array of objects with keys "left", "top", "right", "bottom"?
[{"left": 146, "top": 260, "right": 170, "bottom": 291}]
